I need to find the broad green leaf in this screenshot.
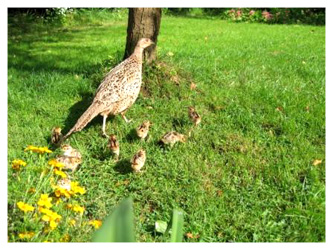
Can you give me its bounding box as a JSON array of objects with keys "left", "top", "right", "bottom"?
[
  {"left": 92, "top": 198, "right": 135, "bottom": 242},
  {"left": 170, "top": 208, "right": 184, "bottom": 242},
  {"left": 155, "top": 220, "right": 168, "bottom": 234}
]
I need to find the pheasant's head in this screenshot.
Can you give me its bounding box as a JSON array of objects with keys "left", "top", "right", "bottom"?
[
  {"left": 178, "top": 134, "right": 186, "bottom": 143},
  {"left": 109, "top": 134, "right": 117, "bottom": 142},
  {"left": 188, "top": 106, "right": 195, "bottom": 112},
  {"left": 137, "top": 149, "right": 146, "bottom": 157},
  {"left": 137, "top": 38, "right": 155, "bottom": 49},
  {"left": 61, "top": 144, "right": 72, "bottom": 152},
  {"left": 52, "top": 127, "right": 62, "bottom": 134}
]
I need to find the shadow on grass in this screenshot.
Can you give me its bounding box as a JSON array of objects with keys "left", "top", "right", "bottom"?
[
  {"left": 62, "top": 91, "right": 94, "bottom": 135},
  {"left": 114, "top": 159, "right": 132, "bottom": 175},
  {"left": 125, "top": 128, "right": 140, "bottom": 142},
  {"left": 171, "top": 117, "right": 188, "bottom": 129},
  {"left": 91, "top": 147, "right": 112, "bottom": 162}
]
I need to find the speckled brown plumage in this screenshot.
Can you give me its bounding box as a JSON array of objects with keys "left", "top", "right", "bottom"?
[
  {"left": 188, "top": 106, "right": 201, "bottom": 126},
  {"left": 108, "top": 134, "right": 120, "bottom": 161},
  {"left": 63, "top": 38, "right": 154, "bottom": 140},
  {"left": 131, "top": 149, "right": 146, "bottom": 172}
]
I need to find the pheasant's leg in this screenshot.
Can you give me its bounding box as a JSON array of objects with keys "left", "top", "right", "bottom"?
[
  {"left": 121, "top": 111, "right": 132, "bottom": 123},
  {"left": 102, "top": 115, "right": 108, "bottom": 137}
]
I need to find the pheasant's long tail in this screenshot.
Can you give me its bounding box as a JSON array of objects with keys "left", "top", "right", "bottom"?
[{"left": 62, "top": 102, "right": 102, "bottom": 141}]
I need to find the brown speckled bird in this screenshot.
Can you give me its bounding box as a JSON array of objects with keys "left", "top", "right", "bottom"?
[
  {"left": 188, "top": 106, "right": 201, "bottom": 126},
  {"left": 63, "top": 38, "right": 155, "bottom": 140},
  {"left": 108, "top": 134, "right": 120, "bottom": 161},
  {"left": 131, "top": 149, "right": 146, "bottom": 172},
  {"left": 56, "top": 155, "right": 82, "bottom": 172},
  {"left": 160, "top": 131, "right": 186, "bottom": 146},
  {"left": 57, "top": 178, "right": 71, "bottom": 191},
  {"left": 61, "top": 144, "right": 82, "bottom": 159},
  {"left": 51, "top": 127, "right": 63, "bottom": 145},
  {"left": 136, "top": 120, "right": 152, "bottom": 140}
]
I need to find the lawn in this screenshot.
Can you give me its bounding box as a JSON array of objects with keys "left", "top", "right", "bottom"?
[{"left": 7, "top": 10, "right": 325, "bottom": 242}]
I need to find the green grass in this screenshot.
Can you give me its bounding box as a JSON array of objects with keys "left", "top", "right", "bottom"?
[{"left": 8, "top": 10, "right": 325, "bottom": 242}]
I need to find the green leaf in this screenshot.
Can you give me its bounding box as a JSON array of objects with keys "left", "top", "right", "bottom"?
[
  {"left": 170, "top": 208, "right": 184, "bottom": 242},
  {"left": 92, "top": 198, "right": 135, "bottom": 242},
  {"left": 155, "top": 220, "right": 168, "bottom": 234}
]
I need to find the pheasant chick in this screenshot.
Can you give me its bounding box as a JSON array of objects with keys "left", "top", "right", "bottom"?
[
  {"left": 108, "top": 134, "right": 120, "bottom": 161},
  {"left": 160, "top": 131, "right": 186, "bottom": 147},
  {"left": 136, "top": 120, "right": 152, "bottom": 140},
  {"left": 51, "top": 127, "right": 63, "bottom": 145},
  {"left": 131, "top": 149, "right": 146, "bottom": 172},
  {"left": 57, "top": 178, "right": 71, "bottom": 191},
  {"left": 188, "top": 106, "right": 201, "bottom": 126},
  {"left": 56, "top": 155, "right": 82, "bottom": 172},
  {"left": 61, "top": 144, "right": 82, "bottom": 159}
]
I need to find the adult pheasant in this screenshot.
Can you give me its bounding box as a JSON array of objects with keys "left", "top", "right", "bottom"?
[{"left": 63, "top": 38, "right": 154, "bottom": 140}]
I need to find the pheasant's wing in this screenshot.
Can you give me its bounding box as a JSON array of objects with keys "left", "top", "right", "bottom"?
[{"left": 93, "top": 57, "right": 141, "bottom": 107}]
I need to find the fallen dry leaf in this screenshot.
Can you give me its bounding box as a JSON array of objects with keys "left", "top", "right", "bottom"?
[
  {"left": 171, "top": 75, "right": 180, "bottom": 84},
  {"left": 276, "top": 106, "right": 284, "bottom": 112},
  {"left": 313, "top": 159, "right": 322, "bottom": 166},
  {"left": 216, "top": 190, "right": 223, "bottom": 196},
  {"left": 186, "top": 232, "right": 200, "bottom": 239},
  {"left": 190, "top": 82, "right": 197, "bottom": 90},
  {"left": 123, "top": 179, "right": 130, "bottom": 185},
  {"left": 186, "top": 233, "right": 194, "bottom": 239}
]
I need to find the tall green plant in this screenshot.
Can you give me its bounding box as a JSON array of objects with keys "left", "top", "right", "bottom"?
[
  {"left": 92, "top": 198, "right": 135, "bottom": 242},
  {"left": 92, "top": 197, "right": 184, "bottom": 242},
  {"left": 170, "top": 209, "right": 184, "bottom": 242}
]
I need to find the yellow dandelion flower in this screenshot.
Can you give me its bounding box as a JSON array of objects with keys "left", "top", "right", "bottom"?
[
  {"left": 70, "top": 181, "right": 86, "bottom": 195},
  {"left": 72, "top": 205, "right": 85, "bottom": 215},
  {"left": 38, "top": 206, "right": 50, "bottom": 214},
  {"left": 48, "top": 159, "right": 65, "bottom": 169},
  {"left": 42, "top": 214, "right": 50, "bottom": 222},
  {"left": 17, "top": 201, "right": 34, "bottom": 213},
  {"left": 69, "top": 219, "right": 76, "bottom": 226},
  {"left": 24, "top": 145, "right": 39, "bottom": 153},
  {"left": 54, "top": 169, "right": 67, "bottom": 178},
  {"left": 12, "top": 159, "right": 27, "bottom": 170},
  {"left": 39, "top": 207, "right": 61, "bottom": 221},
  {"left": 54, "top": 186, "right": 71, "bottom": 198},
  {"left": 24, "top": 145, "right": 52, "bottom": 154},
  {"left": 49, "top": 220, "right": 58, "bottom": 230},
  {"left": 89, "top": 220, "right": 102, "bottom": 229},
  {"left": 37, "top": 194, "right": 53, "bottom": 209},
  {"left": 38, "top": 147, "right": 52, "bottom": 154},
  {"left": 18, "top": 232, "right": 35, "bottom": 239}
]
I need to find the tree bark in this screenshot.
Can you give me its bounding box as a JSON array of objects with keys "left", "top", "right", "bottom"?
[{"left": 124, "top": 8, "right": 162, "bottom": 63}]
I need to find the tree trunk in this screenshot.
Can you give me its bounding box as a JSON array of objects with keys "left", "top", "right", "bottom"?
[{"left": 124, "top": 8, "right": 162, "bottom": 63}]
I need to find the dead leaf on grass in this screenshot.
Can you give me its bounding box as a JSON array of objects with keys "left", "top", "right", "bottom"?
[{"left": 313, "top": 159, "right": 322, "bottom": 166}]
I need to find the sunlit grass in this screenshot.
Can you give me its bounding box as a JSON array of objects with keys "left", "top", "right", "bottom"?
[{"left": 8, "top": 11, "right": 325, "bottom": 242}]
